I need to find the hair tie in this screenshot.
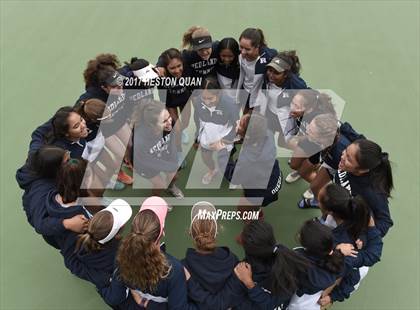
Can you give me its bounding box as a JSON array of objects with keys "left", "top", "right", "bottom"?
[
  {"left": 381, "top": 152, "right": 389, "bottom": 161},
  {"left": 273, "top": 245, "right": 279, "bottom": 254},
  {"left": 68, "top": 158, "right": 78, "bottom": 164}
]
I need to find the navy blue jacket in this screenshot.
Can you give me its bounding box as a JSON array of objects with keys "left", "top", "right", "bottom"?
[
  {"left": 53, "top": 138, "right": 86, "bottom": 159},
  {"left": 239, "top": 256, "right": 290, "bottom": 310},
  {"left": 133, "top": 125, "right": 178, "bottom": 174},
  {"left": 158, "top": 64, "right": 193, "bottom": 108},
  {"left": 99, "top": 253, "right": 198, "bottom": 310},
  {"left": 329, "top": 224, "right": 383, "bottom": 302},
  {"left": 16, "top": 166, "right": 66, "bottom": 244},
  {"left": 334, "top": 170, "right": 393, "bottom": 237},
  {"left": 78, "top": 86, "right": 109, "bottom": 103},
  {"left": 44, "top": 190, "right": 117, "bottom": 288},
  {"left": 182, "top": 247, "right": 246, "bottom": 309},
  {"left": 157, "top": 42, "right": 219, "bottom": 84},
  {"left": 294, "top": 248, "right": 339, "bottom": 296},
  {"left": 16, "top": 121, "right": 65, "bottom": 247}
]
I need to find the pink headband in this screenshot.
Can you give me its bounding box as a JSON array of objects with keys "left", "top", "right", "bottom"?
[{"left": 139, "top": 196, "right": 169, "bottom": 242}]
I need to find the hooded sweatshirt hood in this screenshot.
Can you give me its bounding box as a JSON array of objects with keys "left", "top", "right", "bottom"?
[{"left": 183, "top": 246, "right": 238, "bottom": 293}]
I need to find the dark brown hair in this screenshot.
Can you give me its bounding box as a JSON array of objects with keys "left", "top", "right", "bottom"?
[
  {"left": 83, "top": 53, "right": 120, "bottom": 87},
  {"left": 56, "top": 158, "right": 87, "bottom": 203},
  {"left": 354, "top": 139, "right": 393, "bottom": 197},
  {"left": 239, "top": 28, "right": 267, "bottom": 49}
]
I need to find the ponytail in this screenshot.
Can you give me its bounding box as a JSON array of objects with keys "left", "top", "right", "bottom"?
[
  {"left": 299, "top": 219, "right": 344, "bottom": 274},
  {"left": 348, "top": 196, "right": 370, "bottom": 240},
  {"left": 320, "top": 183, "right": 370, "bottom": 240},
  {"left": 271, "top": 245, "right": 310, "bottom": 296},
  {"left": 277, "top": 50, "right": 301, "bottom": 75},
  {"left": 117, "top": 210, "right": 170, "bottom": 291},
  {"left": 354, "top": 139, "right": 394, "bottom": 197},
  {"left": 75, "top": 210, "right": 114, "bottom": 253},
  {"left": 239, "top": 28, "right": 267, "bottom": 49},
  {"left": 296, "top": 89, "right": 336, "bottom": 118},
  {"left": 242, "top": 221, "right": 309, "bottom": 297}
]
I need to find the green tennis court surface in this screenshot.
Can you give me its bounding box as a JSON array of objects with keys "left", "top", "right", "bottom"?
[{"left": 1, "top": 1, "right": 419, "bottom": 309}]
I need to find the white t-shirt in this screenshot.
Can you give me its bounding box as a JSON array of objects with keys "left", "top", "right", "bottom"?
[
  {"left": 241, "top": 58, "right": 257, "bottom": 93},
  {"left": 267, "top": 82, "right": 285, "bottom": 114}
]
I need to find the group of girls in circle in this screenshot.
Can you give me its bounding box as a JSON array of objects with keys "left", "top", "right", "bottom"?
[{"left": 16, "top": 25, "right": 394, "bottom": 309}]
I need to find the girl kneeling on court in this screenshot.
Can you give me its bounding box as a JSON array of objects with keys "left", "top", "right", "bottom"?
[
  {"left": 194, "top": 77, "right": 238, "bottom": 185},
  {"left": 99, "top": 196, "right": 199, "bottom": 309},
  {"left": 133, "top": 101, "right": 184, "bottom": 199},
  {"left": 212, "top": 113, "right": 282, "bottom": 218}
]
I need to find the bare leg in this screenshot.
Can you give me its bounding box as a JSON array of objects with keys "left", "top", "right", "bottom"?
[{"left": 310, "top": 167, "right": 332, "bottom": 198}]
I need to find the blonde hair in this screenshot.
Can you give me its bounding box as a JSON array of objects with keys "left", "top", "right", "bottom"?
[
  {"left": 182, "top": 26, "right": 211, "bottom": 49},
  {"left": 75, "top": 210, "right": 114, "bottom": 253},
  {"left": 190, "top": 218, "right": 217, "bottom": 253}
]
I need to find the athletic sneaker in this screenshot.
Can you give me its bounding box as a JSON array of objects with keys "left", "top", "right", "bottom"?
[
  {"left": 182, "top": 131, "right": 189, "bottom": 144},
  {"left": 113, "top": 180, "right": 126, "bottom": 191},
  {"left": 302, "top": 188, "right": 314, "bottom": 199},
  {"left": 229, "top": 183, "right": 241, "bottom": 190},
  {"left": 118, "top": 170, "right": 133, "bottom": 185},
  {"left": 285, "top": 171, "right": 301, "bottom": 183},
  {"left": 167, "top": 184, "right": 184, "bottom": 199},
  {"left": 202, "top": 170, "right": 218, "bottom": 185},
  {"left": 297, "top": 198, "right": 319, "bottom": 209}
]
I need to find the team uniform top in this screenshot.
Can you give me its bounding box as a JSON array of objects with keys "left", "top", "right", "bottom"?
[
  {"left": 328, "top": 220, "right": 383, "bottom": 302},
  {"left": 99, "top": 252, "right": 199, "bottom": 310},
  {"left": 333, "top": 170, "right": 393, "bottom": 237},
  {"left": 182, "top": 247, "right": 247, "bottom": 309},
  {"left": 287, "top": 247, "right": 341, "bottom": 310},
  {"left": 133, "top": 124, "right": 178, "bottom": 178},
  {"left": 236, "top": 46, "right": 277, "bottom": 108},
  {"left": 157, "top": 42, "right": 219, "bottom": 88},
  {"left": 158, "top": 63, "right": 193, "bottom": 108},
  {"left": 44, "top": 190, "right": 118, "bottom": 289},
  {"left": 194, "top": 98, "right": 238, "bottom": 150},
  {"left": 260, "top": 73, "right": 308, "bottom": 141}
]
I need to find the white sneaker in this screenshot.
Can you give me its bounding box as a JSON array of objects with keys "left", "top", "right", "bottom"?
[
  {"left": 229, "top": 183, "right": 241, "bottom": 190},
  {"left": 302, "top": 188, "right": 314, "bottom": 199},
  {"left": 202, "top": 170, "right": 218, "bottom": 185},
  {"left": 167, "top": 184, "right": 184, "bottom": 199},
  {"left": 285, "top": 171, "right": 301, "bottom": 183}
]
